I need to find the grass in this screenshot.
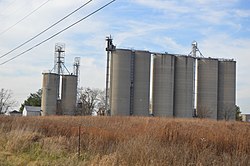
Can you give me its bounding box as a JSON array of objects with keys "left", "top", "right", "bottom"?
[{"left": 0, "top": 116, "right": 249, "bottom": 165}]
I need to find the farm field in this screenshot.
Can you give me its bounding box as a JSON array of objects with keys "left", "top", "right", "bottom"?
[{"left": 0, "top": 116, "right": 249, "bottom": 166}]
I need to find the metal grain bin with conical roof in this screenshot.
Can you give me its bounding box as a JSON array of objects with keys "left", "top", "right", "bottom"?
[
  {"left": 133, "top": 50, "right": 151, "bottom": 116},
  {"left": 217, "top": 60, "right": 236, "bottom": 120},
  {"left": 152, "top": 54, "right": 175, "bottom": 117},
  {"left": 174, "top": 55, "right": 195, "bottom": 118},
  {"left": 110, "top": 49, "right": 132, "bottom": 116},
  {"left": 41, "top": 73, "right": 60, "bottom": 116},
  {"left": 197, "top": 58, "right": 218, "bottom": 119},
  {"left": 61, "top": 75, "right": 77, "bottom": 115}
]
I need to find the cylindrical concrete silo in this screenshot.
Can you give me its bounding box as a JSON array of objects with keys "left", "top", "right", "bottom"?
[
  {"left": 174, "top": 56, "right": 195, "bottom": 118},
  {"left": 197, "top": 58, "right": 218, "bottom": 119},
  {"left": 133, "top": 51, "right": 151, "bottom": 116},
  {"left": 110, "top": 49, "right": 132, "bottom": 116},
  {"left": 152, "top": 54, "right": 175, "bottom": 117},
  {"left": 41, "top": 73, "right": 60, "bottom": 116},
  {"left": 217, "top": 60, "right": 236, "bottom": 120},
  {"left": 61, "top": 75, "right": 77, "bottom": 115}
]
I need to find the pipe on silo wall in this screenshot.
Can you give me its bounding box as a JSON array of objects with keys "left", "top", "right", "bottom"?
[
  {"left": 217, "top": 61, "right": 236, "bottom": 120},
  {"left": 133, "top": 51, "right": 151, "bottom": 116},
  {"left": 174, "top": 56, "right": 195, "bottom": 118},
  {"left": 41, "top": 73, "right": 60, "bottom": 116},
  {"left": 152, "top": 54, "right": 175, "bottom": 117},
  {"left": 61, "top": 75, "right": 77, "bottom": 115},
  {"left": 110, "top": 49, "right": 132, "bottom": 116},
  {"left": 197, "top": 58, "right": 218, "bottom": 119}
]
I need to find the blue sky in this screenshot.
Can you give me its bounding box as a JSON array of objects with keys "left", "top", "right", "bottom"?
[{"left": 0, "top": 0, "right": 249, "bottom": 113}]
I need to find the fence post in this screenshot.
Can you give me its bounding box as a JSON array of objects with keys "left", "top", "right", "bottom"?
[{"left": 78, "top": 125, "right": 81, "bottom": 158}]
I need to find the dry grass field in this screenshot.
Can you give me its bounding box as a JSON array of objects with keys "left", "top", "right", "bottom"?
[{"left": 0, "top": 116, "right": 249, "bottom": 166}]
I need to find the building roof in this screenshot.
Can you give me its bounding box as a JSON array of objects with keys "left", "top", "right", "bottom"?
[
  {"left": 10, "top": 110, "right": 22, "bottom": 114},
  {"left": 4, "top": 110, "right": 22, "bottom": 116},
  {"left": 24, "top": 106, "right": 41, "bottom": 112},
  {"left": 242, "top": 113, "right": 250, "bottom": 115}
]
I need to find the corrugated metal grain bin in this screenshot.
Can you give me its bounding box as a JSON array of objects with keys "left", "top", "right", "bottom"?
[
  {"left": 152, "top": 54, "right": 175, "bottom": 117},
  {"left": 110, "top": 49, "right": 132, "bottom": 116},
  {"left": 61, "top": 75, "right": 77, "bottom": 115},
  {"left": 217, "top": 60, "right": 236, "bottom": 120},
  {"left": 197, "top": 58, "right": 218, "bottom": 119},
  {"left": 41, "top": 73, "right": 60, "bottom": 116},
  {"left": 133, "top": 51, "right": 151, "bottom": 116},
  {"left": 174, "top": 56, "right": 195, "bottom": 118}
]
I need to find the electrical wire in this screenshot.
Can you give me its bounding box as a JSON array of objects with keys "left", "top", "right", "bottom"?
[
  {"left": 0, "top": 0, "right": 116, "bottom": 66},
  {"left": 0, "top": 0, "right": 51, "bottom": 37},
  {"left": 0, "top": 0, "right": 93, "bottom": 59}
]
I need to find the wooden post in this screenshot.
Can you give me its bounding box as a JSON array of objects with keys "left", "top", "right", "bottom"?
[{"left": 78, "top": 126, "right": 81, "bottom": 158}]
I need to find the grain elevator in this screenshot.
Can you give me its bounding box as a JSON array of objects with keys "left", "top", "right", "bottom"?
[
  {"left": 41, "top": 43, "right": 79, "bottom": 116},
  {"left": 106, "top": 39, "right": 236, "bottom": 120}
]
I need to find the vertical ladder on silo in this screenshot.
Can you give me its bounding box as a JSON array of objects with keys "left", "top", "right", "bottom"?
[{"left": 130, "top": 51, "right": 135, "bottom": 115}]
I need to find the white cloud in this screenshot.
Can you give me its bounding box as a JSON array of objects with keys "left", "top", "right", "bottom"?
[
  {"left": 197, "top": 9, "right": 228, "bottom": 24},
  {"left": 79, "top": 57, "right": 106, "bottom": 89},
  {"left": 134, "top": 0, "right": 190, "bottom": 13},
  {"left": 233, "top": 9, "right": 250, "bottom": 18},
  {"left": 151, "top": 37, "right": 189, "bottom": 54}
]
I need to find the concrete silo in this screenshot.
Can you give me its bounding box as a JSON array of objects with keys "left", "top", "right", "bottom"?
[
  {"left": 152, "top": 54, "right": 175, "bottom": 117},
  {"left": 61, "top": 75, "right": 77, "bottom": 115},
  {"left": 110, "top": 49, "right": 132, "bottom": 116},
  {"left": 133, "top": 51, "right": 151, "bottom": 116},
  {"left": 217, "top": 60, "right": 236, "bottom": 120},
  {"left": 197, "top": 58, "right": 218, "bottom": 119},
  {"left": 174, "top": 56, "right": 195, "bottom": 118},
  {"left": 41, "top": 73, "right": 60, "bottom": 116}
]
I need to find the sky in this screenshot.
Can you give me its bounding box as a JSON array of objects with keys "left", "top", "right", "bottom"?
[{"left": 0, "top": 0, "right": 249, "bottom": 113}]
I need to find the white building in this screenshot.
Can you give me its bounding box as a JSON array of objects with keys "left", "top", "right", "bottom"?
[
  {"left": 23, "top": 106, "right": 41, "bottom": 116},
  {"left": 242, "top": 113, "right": 250, "bottom": 122}
]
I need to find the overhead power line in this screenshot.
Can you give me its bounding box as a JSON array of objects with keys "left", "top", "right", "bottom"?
[
  {"left": 0, "top": 0, "right": 51, "bottom": 37},
  {"left": 0, "top": 0, "right": 93, "bottom": 59},
  {"left": 0, "top": 0, "right": 116, "bottom": 66}
]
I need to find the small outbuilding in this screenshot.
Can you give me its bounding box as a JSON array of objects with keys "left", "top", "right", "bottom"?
[
  {"left": 242, "top": 113, "right": 250, "bottom": 122},
  {"left": 22, "top": 106, "right": 41, "bottom": 116}
]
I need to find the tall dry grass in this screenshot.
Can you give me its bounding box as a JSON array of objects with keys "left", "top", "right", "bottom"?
[{"left": 0, "top": 116, "right": 249, "bottom": 165}]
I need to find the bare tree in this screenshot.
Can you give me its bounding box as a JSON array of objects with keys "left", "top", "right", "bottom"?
[
  {"left": 196, "top": 106, "right": 213, "bottom": 119},
  {"left": 218, "top": 104, "right": 236, "bottom": 121},
  {"left": 76, "top": 87, "right": 105, "bottom": 116},
  {"left": 96, "top": 90, "right": 106, "bottom": 116},
  {"left": 0, "top": 88, "right": 17, "bottom": 114}
]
